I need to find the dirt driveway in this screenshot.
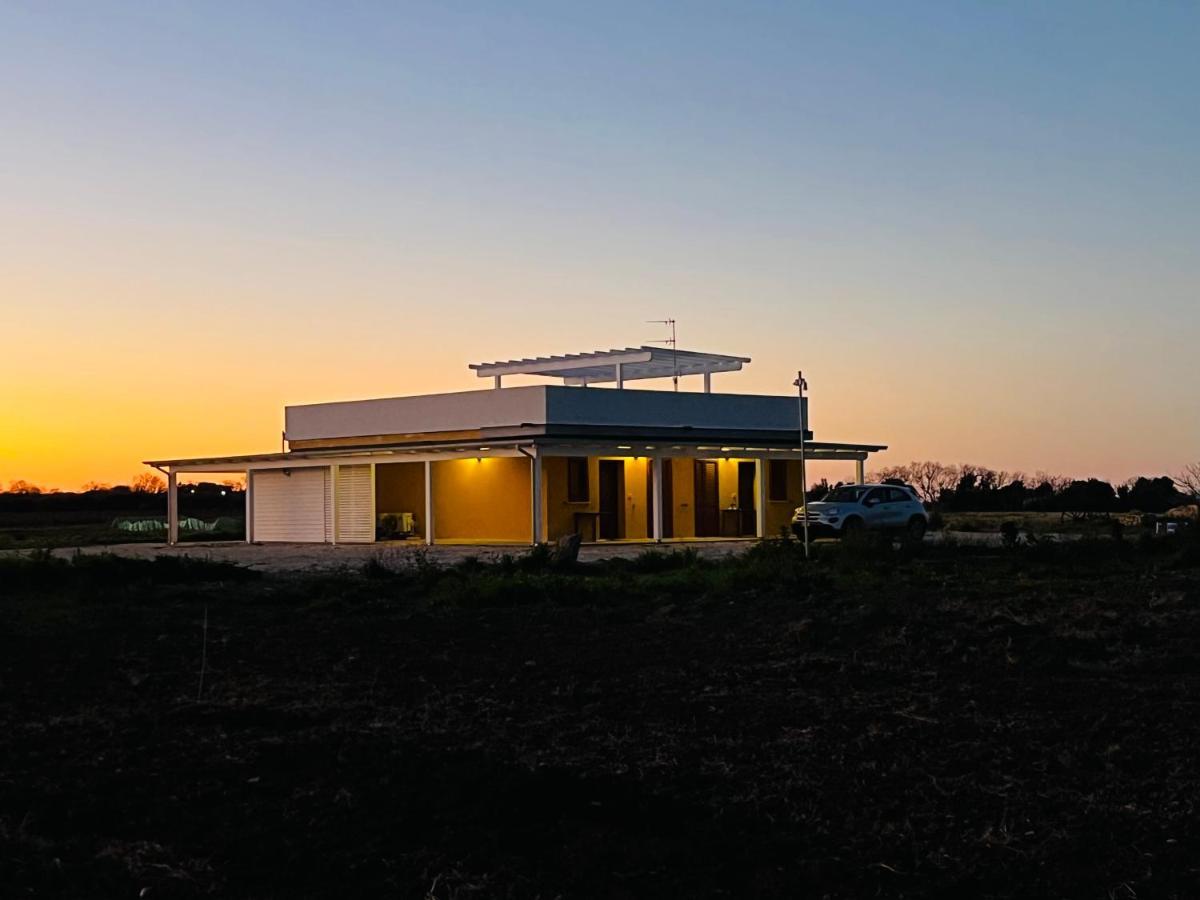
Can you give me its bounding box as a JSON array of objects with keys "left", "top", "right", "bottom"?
[{"left": 25, "top": 531, "right": 1016, "bottom": 574}]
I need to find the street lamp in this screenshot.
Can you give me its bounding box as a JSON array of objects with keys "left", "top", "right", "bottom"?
[{"left": 793, "top": 371, "right": 810, "bottom": 559}]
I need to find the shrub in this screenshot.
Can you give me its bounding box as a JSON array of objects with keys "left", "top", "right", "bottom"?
[
  {"left": 1000, "top": 521, "right": 1021, "bottom": 549},
  {"left": 622, "top": 547, "right": 700, "bottom": 574}
]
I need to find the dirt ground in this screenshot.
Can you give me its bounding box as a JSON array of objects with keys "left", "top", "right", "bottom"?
[{"left": 4, "top": 538, "right": 1197, "bottom": 898}]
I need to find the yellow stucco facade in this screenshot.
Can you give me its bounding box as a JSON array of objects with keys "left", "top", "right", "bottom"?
[
  {"left": 375, "top": 461, "right": 425, "bottom": 531},
  {"left": 374, "top": 454, "right": 807, "bottom": 544},
  {"left": 432, "top": 457, "right": 532, "bottom": 542}
]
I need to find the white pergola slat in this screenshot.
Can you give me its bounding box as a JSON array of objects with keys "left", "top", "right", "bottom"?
[{"left": 469, "top": 346, "right": 750, "bottom": 389}]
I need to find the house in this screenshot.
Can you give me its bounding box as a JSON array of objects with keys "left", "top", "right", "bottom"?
[{"left": 145, "top": 346, "right": 886, "bottom": 545}]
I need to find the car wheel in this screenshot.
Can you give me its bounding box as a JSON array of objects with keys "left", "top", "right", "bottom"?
[
  {"left": 840, "top": 516, "right": 864, "bottom": 538},
  {"left": 906, "top": 516, "right": 927, "bottom": 542}
]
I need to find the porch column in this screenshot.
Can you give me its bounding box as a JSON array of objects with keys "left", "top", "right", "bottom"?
[
  {"left": 755, "top": 459, "right": 767, "bottom": 538},
  {"left": 530, "top": 450, "right": 544, "bottom": 545},
  {"left": 424, "top": 460, "right": 435, "bottom": 545},
  {"left": 615, "top": 362, "right": 624, "bottom": 389},
  {"left": 652, "top": 456, "right": 665, "bottom": 542},
  {"left": 855, "top": 458, "right": 865, "bottom": 484},
  {"left": 166, "top": 470, "right": 179, "bottom": 546},
  {"left": 703, "top": 372, "right": 712, "bottom": 393},
  {"left": 330, "top": 464, "right": 339, "bottom": 545},
  {"left": 244, "top": 470, "right": 254, "bottom": 543}
]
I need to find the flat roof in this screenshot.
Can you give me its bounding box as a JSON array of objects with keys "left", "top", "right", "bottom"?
[{"left": 469, "top": 346, "right": 750, "bottom": 385}]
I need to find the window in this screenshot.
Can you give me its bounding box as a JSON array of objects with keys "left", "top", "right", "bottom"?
[
  {"left": 862, "top": 488, "right": 885, "bottom": 507},
  {"left": 566, "top": 457, "right": 589, "bottom": 502},
  {"left": 768, "top": 459, "right": 788, "bottom": 502},
  {"left": 827, "top": 485, "right": 871, "bottom": 504}
]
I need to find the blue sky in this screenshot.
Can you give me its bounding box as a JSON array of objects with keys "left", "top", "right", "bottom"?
[{"left": 2, "top": 1, "right": 1197, "bottom": 486}]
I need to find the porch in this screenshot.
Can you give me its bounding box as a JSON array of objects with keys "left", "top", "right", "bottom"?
[{"left": 150, "top": 441, "right": 878, "bottom": 546}]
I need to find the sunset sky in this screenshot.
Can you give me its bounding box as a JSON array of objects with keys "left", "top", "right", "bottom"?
[{"left": 2, "top": 1, "right": 1197, "bottom": 490}]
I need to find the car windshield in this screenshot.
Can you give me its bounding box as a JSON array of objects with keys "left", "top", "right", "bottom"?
[{"left": 822, "top": 486, "right": 871, "bottom": 504}]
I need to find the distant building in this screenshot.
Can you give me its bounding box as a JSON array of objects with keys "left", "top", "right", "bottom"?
[{"left": 146, "top": 346, "right": 885, "bottom": 545}]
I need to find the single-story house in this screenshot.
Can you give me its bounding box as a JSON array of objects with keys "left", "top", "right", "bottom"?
[{"left": 145, "top": 346, "right": 886, "bottom": 545}]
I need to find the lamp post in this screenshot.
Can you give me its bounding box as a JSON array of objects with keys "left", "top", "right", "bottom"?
[{"left": 794, "top": 371, "right": 810, "bottom": 559}]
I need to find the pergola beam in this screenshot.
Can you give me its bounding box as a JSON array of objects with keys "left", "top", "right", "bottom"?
[{"left": 470, "top": 346, "right": 750, "bottom": 387}]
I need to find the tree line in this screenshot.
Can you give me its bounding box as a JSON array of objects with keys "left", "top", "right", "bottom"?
[
  {"left": 861, "top": 460, "right": 1200, "bottom": 514},
  {"left": 0, "top": 477, "right": 245, "bottom": 517}
]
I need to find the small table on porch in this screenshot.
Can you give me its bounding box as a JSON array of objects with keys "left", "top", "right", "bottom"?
[{"left": 573, "top": 510, "right": 603, "bottom": 542}]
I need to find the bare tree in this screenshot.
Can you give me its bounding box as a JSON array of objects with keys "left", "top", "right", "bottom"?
[
  {"left": 131, "top": 472, "right": 166, "bottom": 494},
  {"left": 1033, "top": 471, "right": 1071, "bottom": 493},
  {"left": 868, "top": 461, "right": 958, "bottom": 503},
  {"left": 910, "top": 461, "right": 959, "bottom": 504},
  {"left": 1175, "top": 462, "right": 1200, "bottom": 520},
  {"left": 6, "top": 479, "right": 42, "bottom": 494}
]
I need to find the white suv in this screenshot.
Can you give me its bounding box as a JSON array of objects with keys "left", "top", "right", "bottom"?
[{"left": 792, "top": 484, "right": 928, "bottom": 541}]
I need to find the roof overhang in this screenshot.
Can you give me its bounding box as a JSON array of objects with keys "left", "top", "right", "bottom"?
[{"left": 144, "top": 436, "right": 886, "bottom": 473}]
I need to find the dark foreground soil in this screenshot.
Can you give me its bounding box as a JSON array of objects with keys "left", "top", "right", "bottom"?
[{"left": 2, "top": 540, "right": 1200, "bottom": 898}]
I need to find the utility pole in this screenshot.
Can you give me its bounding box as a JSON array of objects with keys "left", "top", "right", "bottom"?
[{"left": 794, "top": 370, "right": 810, "bottom": 558}]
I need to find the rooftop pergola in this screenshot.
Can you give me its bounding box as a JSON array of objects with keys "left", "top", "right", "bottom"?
[{"left": 469, "top": 346, "right": 750, "bottom": 391}]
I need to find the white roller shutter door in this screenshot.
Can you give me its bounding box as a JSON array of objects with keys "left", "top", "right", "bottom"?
[
  {"left": 251, "top": 468, "right": 330, "bottom": 543},
  {"left": 334, "top": 464, "right": 375, "bottom": 543}
]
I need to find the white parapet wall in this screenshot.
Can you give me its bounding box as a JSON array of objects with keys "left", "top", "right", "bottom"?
[
  {"left": 285, "top": 386, "right": 808, "bottom": 443},
  {"left": 285, "top": 386, "right": 550, "bottom": 442}
]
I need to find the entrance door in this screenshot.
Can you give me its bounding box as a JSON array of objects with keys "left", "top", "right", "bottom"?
[
  {"left": 598, "top": 460, "right": 623, "bottom": 540},
  {"left": 737, "top": 461, "right": 756, "bottom": 535},
  {"left": 693, "top": 460, "right": 720, "bottom": 537}
]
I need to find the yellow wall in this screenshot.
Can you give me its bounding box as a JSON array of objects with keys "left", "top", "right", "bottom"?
[
  {"left": 542, "top": 455, "right": 654, "bottom": 541},
  {"left": 765, "top": 460, "right": 807, "bottom": 538},
  {"left": 621, "top": 457, "right": 650, "bottom": 540},
  {"left": 346, "top": 455, "right": 799, "bottom": 544},
  {"left": 669, "top": 457, "right": 694, "bottom": 538},
  {"left": 672, "top": 458, "right": 759, "bottom": 537},
  {"left": 543, "top": 455, "right": 597, "bottom": 541},
  {"left": 432, "top": 457, "right": 531, "bottom": 542},
  {"left": 375, "top": 462, "right": 426, "bottom": 532}
]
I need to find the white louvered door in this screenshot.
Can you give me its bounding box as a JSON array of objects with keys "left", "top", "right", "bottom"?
[{"left": 334, "top": 464, "right": 375, "bottom": 543}]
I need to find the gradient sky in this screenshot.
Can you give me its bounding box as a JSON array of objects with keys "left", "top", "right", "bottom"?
[{"left": 2, "top": 1, "right": 1197, "bottom": 489}]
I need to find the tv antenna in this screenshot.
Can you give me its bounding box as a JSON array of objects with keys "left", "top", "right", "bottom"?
[{"left": 646, "top": 318, "right": 678, "bottom": 391}]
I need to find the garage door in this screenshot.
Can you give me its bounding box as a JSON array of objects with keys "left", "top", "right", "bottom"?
[{"left": 251, "top": 468, "right": 331, "bottom": 542}]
